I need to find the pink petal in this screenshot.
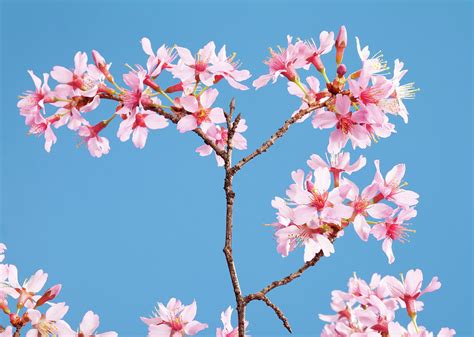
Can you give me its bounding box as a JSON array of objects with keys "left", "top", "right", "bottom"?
[
  {"left": 51, "top": 66, "right": 73, "bottom": 83},
  {"left": 177, "top": 115, "right": 197, "bottom": 133},
  {"left": 132, "top": 127, "right": 148, "bottom": 149},
  {"left": 382, "top": 238, "right": 395, "bottom": 264},
  {"left": 80, "top": 311, "right": 100, "bottom": 336},
  {"left": 209, "top": 108, "right": 226, "bottom": 124},
  {"left": 180, "top": 96, "right": 199, "bottom": 113},
  {"left": 200, "top": 88, "right": 218, "bottom": 109},
  {"left": 141, "top": 37, "right": 154, "bottom": 56},
  {"left": 145, "top": 114, "right": 168, "bottom": 130},
  {"left": 353, "top": 214, "right": 370, "bottom": 241},
  {"left": 184, "top": 321, "right": 208, "bottom": 336}
]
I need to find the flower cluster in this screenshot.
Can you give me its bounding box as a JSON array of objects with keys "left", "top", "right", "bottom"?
[
  {"left": 0, "top": 244, "right": 117, "bottom": 337},
  {"left": 254, "top": 27, "right": 418, "bottom": 154},
  {"left": 319, "top": 270, "right": 455, "bottom": 337},
  {"left": 18, "top": 39, "right": 251, "bottom": 164},
  {"left": 269, "top": 152, "right": 419, "bottom": 264},
  {"left": 141, "top": 299, "right": 248, "bottom": 337}
]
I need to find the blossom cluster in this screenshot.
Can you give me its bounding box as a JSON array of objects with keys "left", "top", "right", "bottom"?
[
  {"left": 0, "top": 244, "right": 117, "bottom": 337},
  {"left": 254, "top": 27, "right": 418, "bottom": 154},
  {"left": 319, "top": 269, "right": 455, "bottom": 337},
  {"left": 141, "top": 298, "right": 248, "bottom": 337},
  {"left": 270, "top": 152, "right": 419, "bottom": 264},
  {"left": 18, "top": 39, "right": 251, "bottom": 164}
]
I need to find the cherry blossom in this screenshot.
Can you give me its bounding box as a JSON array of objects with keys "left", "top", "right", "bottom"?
[
  {"left": 320, "top": 272, "right": 454, "bottom": 337},
  {"left": 17, "top": 71, "right": 53, "bottom": 125},
  {"left": 141, "top": 298, "right": 208, "bottom": 337},
  {"left": 51, "top": 52, "right": 102, "bottom": 98},
  {"left": 372, "top": 207, "right": 417, "bottom": 263},
  {"left": 253, "top": 36, "right": 308, "bottom": 89},
  {"left": 373, "top": 160, "right": 419, "bottom": 208},
  {"left": 78, "top": 121, "right": 111, "bottom": 158},
  {"left": 141, "top": 38, "right": 175, "bottom": 77},
  {"left": 6, "top": 266, "right": 48, "bottom": 309},
  {"left": 25, "top": 302, "right": 70, "bottom": 337},
  {"left": 385, "top": 269, "right": 441, "bottom": 319},
  {"left": 313, "top": 94, "right": 372, "bottom": 153},
  {"left": 117, "top": 108, "right": 169, "bottom": 149},
  {"left": 177, "top": 89, "right": 226, "bottom": 133}
]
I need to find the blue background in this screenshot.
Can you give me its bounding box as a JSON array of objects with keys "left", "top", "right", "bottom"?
[{"left": 1, "top": 0, "right": 472, "bottom": 336}]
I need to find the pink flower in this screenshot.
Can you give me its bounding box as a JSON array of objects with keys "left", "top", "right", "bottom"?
[
  {"left": 196, "top": 119, "right": 247, "bottom": 166},
  {"left": 303, "top": 31, "right": 335, "bottom": 71},
  {"left": 343, "top": 179, "right": 394, "bottom": 242},
  {"left": 78, "top": 122, "right": 111, "bottom": 158},
  {"left": 253, "top": 36, "right": 308, "bottom": 89},
  {"left": 210, "top": 45, "right": 251, "bottom": 90},
  {"left": 307, "top": 152, "right": 366, "bottom": 186},
  {"left": 313, "top": 94, "right": 372, "bottom": 154},
  {"left": 117, "top": 108, "right": 168, "bottom": 149},
  {"left": 372, "top": 207, "right": 417, "bottom": 264},
  {"left": 348, "top": 74, "right": 393, "bottom": 106},
  {"left": 141, "top": 37, "right": 176, "bottom": 77},
  {"left": 373, "top": 160, "right": 419, "bottom": 208},
  {"left": 117, "top": 68, "right": 150, "bottom": 116},
  {"left": 177, "top": 89, "right": 226, "bottom": 133},
  {"left": 26, "top": 302, "right": 70, "bottom": 337},
  {"left": 215, "top": 306, "right": 249, "bottom": 337},
  {"left": 51, "top": 52, "right": 103, "bottom": 97},
  {"left": 286, "top": 167, "right": 353, "bottom": 226},
  {"left": 142, "top": 298, "right": 208, "bottom": 337},
  {"left": 55, "top": 95, "right": 101, "bottom": 131},
  {"left": 274, "top": 218, "right": 335, "bottom": 261},
  {"left": 18, "top": 71, "right": 54, "bottom": 125},
  {"left": 379, "top": 59, "right": 417, "bottom": 123},
  {"left": 27, "top": 114, "right": 60, "bottom": 152},
  {"left": 355, "top": 37, "right": 388, "bottom": 77},
  {"left": 172, "top": 42, "right": 220, "bottom": 86},
  {"left": 385, "top": 269, "right": 441, "bottom": 318},
  {"left": 6, "top": 266, "right": 48, "bottom": 309}
]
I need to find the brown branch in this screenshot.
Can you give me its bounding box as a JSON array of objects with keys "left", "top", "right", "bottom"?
[
  {"left": 13, "top": 327, "right": 21, "bottom": 337},
  {"left": 244, "top": 235, "right": 337, "bottom": 304},
  {"left": 230, "top": 102, "right": 326, "bottom": 175},
  {"left": 247, "top": 293, "right": 292, "bottom": 333}
]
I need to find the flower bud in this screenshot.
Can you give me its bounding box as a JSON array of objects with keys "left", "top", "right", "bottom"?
[
  {"left": 335, "top": 26, "right": 347, "bottom": 65},
  {"left": 165, "top": 82, "right": 184, "bottom": 93},
  {"left": 35, "top": 284, "right": 62, "bottom": 308},
  {"left": 337, "top": 64, "right": 347, "bottom": 78},
  {"left": 143, "top": 76, "right": 161, "bottom": 92},
  {"left": 92, "top": 50, "right": 113, "bottom": 82}
]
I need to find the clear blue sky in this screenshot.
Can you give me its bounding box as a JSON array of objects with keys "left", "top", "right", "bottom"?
[{"left": 1, "top": 0, "right": 472, "bottom": 336}]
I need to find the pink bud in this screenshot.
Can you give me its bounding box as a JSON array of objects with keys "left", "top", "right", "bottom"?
[
  {"left": 337, "top": 64, "right": 347, "bottom": 78},
  {"left": 165, "top": 82, "right": 184, "bottom": 93},
  {"left": 144, "top": 76, "right": 161, "bottom": 92},
  {"left": 92, "top": 50, "right": 113, "bottom": 82},
  {"left": 35, "top": 284, "right": 62, "bottom": 308},
  {"left": 335, "top": 26, "right": 347, "bottom": 65}
]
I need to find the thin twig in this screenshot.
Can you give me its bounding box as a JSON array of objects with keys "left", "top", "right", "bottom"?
[
  {"left": 244, "top": 236, "right": 337, "bottom": 303},
  {"left": 249, "top": 294, "right": 292, "bottom": 333}
]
